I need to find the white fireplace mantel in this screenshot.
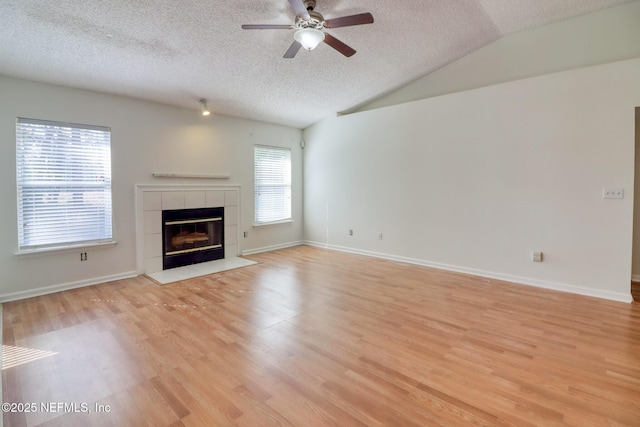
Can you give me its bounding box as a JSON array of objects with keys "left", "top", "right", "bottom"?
[{"left": 135, "top": 184, "right": 241, "bottom": 275}]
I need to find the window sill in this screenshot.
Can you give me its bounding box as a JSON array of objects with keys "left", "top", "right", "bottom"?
[
  {"left": 253, "top": 219, "right": 294, "bottom": 227},
  {"left": 15, "top": 240, "right": 117, "bottom": 258}
]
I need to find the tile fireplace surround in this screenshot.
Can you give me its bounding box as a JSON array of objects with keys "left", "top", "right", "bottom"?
[{"left": 135, "top": 184, "right": 240, "bottom": 275}]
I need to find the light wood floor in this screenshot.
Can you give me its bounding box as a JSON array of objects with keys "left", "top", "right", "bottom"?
[{"left": 3, "top": 246, "right": 640, "bottom": 426}]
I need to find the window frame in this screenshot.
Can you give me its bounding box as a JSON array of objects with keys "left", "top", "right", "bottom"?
[
  {"left": 253, "top": 144, "right": 292, "bottom": 226},
  {"left": 15, "top": 117, "right": 115, "bottom": 254}
]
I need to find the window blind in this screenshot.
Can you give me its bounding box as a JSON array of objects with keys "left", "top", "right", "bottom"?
[
  {"left": 16, "top": 118, "right": 113, "bottom": 251},
  {"left": 254, "top": 145, "right": 291, "bottom": 224}
]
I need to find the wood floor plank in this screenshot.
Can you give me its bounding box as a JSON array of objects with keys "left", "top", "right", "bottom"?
[{"left": 3, "top": 245, "right": 640, "bottom": 426}]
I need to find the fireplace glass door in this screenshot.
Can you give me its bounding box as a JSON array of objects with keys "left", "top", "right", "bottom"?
[{"left": 162, "top": 207, "right": 224, "bottom": 269}]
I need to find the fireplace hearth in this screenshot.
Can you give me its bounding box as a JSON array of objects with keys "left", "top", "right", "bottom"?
[{"left": 162, "top": 207, "right": 224, "bottom": 270}]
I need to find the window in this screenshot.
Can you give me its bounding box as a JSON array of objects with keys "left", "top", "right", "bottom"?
[
  {"left": 16, "top": 118, "right": 113, "bottom": 251},
  {"left": 254, "top": 145, "right": 291, "bottom": 224}
]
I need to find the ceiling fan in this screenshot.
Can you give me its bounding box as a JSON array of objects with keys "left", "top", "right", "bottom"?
[{"left": 241, "top": 0, "right": 374, "bottom": 58}]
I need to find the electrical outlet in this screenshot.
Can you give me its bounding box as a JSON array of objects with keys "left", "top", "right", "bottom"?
[
  {"left": 349, "top": 229, "right": 353, "bottom": 236},
  {"left": 378, "top": 232, "right": 383, "bottom": 240},
  {"left": 80, "top": 252, "right": 88, "bottom": 261},
  {"left": 243, "top": 231, "right": 248, "bottom": 238},
  {"left": 603, "top": 187, "right": 624, "bottom": 199},
  {"left": 532, "top": 251, "right": 543, "bottom": 262}
]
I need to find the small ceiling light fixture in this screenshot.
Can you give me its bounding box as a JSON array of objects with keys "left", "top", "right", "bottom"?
[
  {"left": 294, "top": 28, "right": 325, "bottom": 51},
  {"left": 199, "top": 98, "right": 211, "bottom": 116}
]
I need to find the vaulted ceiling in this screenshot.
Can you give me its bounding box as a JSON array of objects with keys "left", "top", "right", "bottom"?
[{"left": 0, "top": 0, "right": 633, "bottom": 128}]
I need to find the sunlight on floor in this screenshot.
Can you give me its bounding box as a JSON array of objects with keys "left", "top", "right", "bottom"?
[{"left": 2, "top": 345, "right": 58, "bottom": 370}]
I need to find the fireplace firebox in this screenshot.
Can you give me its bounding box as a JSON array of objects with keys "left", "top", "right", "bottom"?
[{"left": 162, "top": 207, "right": 224, "bottom": 270}]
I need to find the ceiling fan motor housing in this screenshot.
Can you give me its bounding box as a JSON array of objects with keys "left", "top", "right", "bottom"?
[{"left": 295, "top": 10, "right": 325, "bottom": 29}]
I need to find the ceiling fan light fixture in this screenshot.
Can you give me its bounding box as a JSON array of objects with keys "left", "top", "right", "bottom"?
[{"left": 294, "top": 28, "right": 325, "bottom": 51}]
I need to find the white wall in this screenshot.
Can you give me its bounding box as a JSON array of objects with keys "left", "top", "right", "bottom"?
[
  {"left": 0, "top": 76, "right": 302, "bottom": 301},
  {"left": 633, "top": 108, "right": 640, "bottom": 279},
  {"left": 304, "top": 58, "right": 640, "bottom": 302},
  {"left": 354, "top": 1, "right": 640, "bottom": 113}
]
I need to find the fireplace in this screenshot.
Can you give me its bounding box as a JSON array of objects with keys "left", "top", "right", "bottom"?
[{"left": 162, "top": 207, "right": 224, "bottom": 270}]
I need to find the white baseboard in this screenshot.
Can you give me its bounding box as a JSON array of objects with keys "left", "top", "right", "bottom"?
[
  {"left": 1, "top": 243, "right": 631, "bottom": 304},
  {"left": 304, "top": 241, "right": 633, "bottom": 303},
  {"left": 241, "top": 241, "right": 304, "bottom": 256},
  {"left": 0, "top": 304, "right": 2, "bottom": 427},
  {"left": 632, "top": 274, "right": 640, "bottom": 282},
  {"left": 0, "top": 271, "right": 138, "bottom": 303}
]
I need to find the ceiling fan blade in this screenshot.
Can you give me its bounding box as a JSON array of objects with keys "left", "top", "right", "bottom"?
[
  {"left": 288, "top": 0, "right": 311, "bottom": 20},
  {"left": 323, "top": 33, "right": 356, "bottom": 57},
  {"left": 324, "top": 12, "right": 374, "bottom": 29},
  {"left": 284, "top": 41, "right": 302, "bottom": 58},
  {"left": 241, "top": 24, "right": 293, "bottom": 30}
]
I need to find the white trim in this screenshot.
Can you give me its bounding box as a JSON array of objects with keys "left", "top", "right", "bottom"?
[
  {"left": 135, "top": 184, "right": 243, "bottom": 192},
  {"left": 632, "top": 274, "right": 640, "bottom": 282},
  {"left": 14, "top": 240, "right": 117, "bottom": 258},
  {"left": 152, "top": 173, "right": 230, "bottom": 179},
  {"left": 0, "top": 271, "right": 137, "bottom": 303},
  {"left": 241, "top": 241, "right": 304, "bottom": 256},
  {"left": 253, "top": 219, "right": 294, "bottom": 227},
  {"left": 303, "top": 241, "right": 633, "bottom": 304}
]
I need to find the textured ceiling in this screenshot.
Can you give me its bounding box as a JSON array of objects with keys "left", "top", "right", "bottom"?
[{"left": 0, "top": 0, "right": 633, "bottom": 128}]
